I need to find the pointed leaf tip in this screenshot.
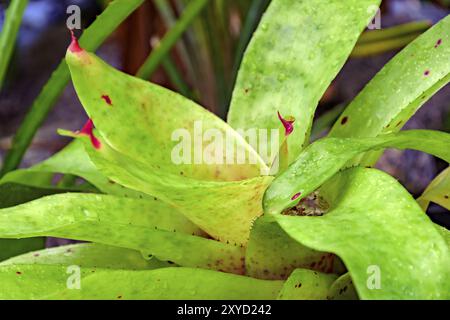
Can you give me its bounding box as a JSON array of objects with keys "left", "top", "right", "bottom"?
[
  {"left": 277, "top": 111, "right": 295, "bottom": 136},
  {"left": 68, "top": 29, "right": 83, "bottom": 53}
]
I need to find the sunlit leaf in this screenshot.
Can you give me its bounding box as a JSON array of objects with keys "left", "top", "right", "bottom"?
[
  {"left": 0, "top": 265, "right": 284, "bottom": 300},
  {"left": 329, "top": 15, "right": 450, "bottom": 166},
  {"left": 246, "top": 216, "right": 334, "bottom": 280},
  {"left": 264, "top": 130, "right": 450, "bottom": 214},
  {"left": 228, "top": 0, "right": 381, "bottom": 163},
  {"left": 0, "top": 193, "right": 247, "bottom": 273},
  {"left": 273, "top": 168, "right": 449, "bottom": 299}
]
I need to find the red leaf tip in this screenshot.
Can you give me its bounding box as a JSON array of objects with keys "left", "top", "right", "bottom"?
[
  {"left": 69, "top": 29, "right": 83, "bottom": 53},
  {"left": 277, "top": 111, "right": 295, "bottom": 136}
]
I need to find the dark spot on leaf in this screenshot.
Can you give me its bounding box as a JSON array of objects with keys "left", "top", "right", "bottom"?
[
  {"left": 341, "top": 116, "right": 348, "bottom": 125},
  {"left": 435, "top": 39, "right": 442, "bottom": 48},
  {"left": 117, "top": 295, "right": 122, "bottom": 299},
  {"left": 396, "top": 121, "right": 403, "bottom": 127},
  {"left": 101, "top": 95, "right": 112, "bottom": 106},
  {"left": 424, "top": 70, "right": 430, "bottom": 76},
  {"left": 291, "top": 192, "right": 301, "bottom": 201},
  {"left": 16, "top": 271, "right": 22, "bottom": 275},
  {"left": 445, "top": 195, "right": 449, "bottom": 199}
]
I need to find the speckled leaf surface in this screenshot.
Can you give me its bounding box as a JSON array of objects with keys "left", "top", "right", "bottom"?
[
  {"left": 329, "top": 15, "right": 450, "bottom": 165},
  {"left": 228, "top": 0, "right": 381, "bottom": 163},
  {"left": 417, "top": 166, "right": 450, "bottom": 211},
  {"left": 1, "top": 243, "right": 170, "bottom": 270},
  {"left": 0, "top": 194, "right": 246, "bottom": 274},
  {"left": 71, "top": 133, "right": 272, "bottom": 245},
  {"left": 0, "top": 266, "right": 284, "bottom": 300},
  {"left": 65, "top": 49, "right": 267, "bottom": 182},
  {"left": 274, "top": 168, "right": 450, "bottom": 299},
  {"left": 264, "top": 130, "right": 450, "bottom": 214},
  {"left": 246, "top": 216, "right": 334, "bottom": 280},
  {"left": 327, "top": 273, "right": 358, "bottom": 300},
  {"left": 277, "top": 269, "right": 337, "bottom": 300}
]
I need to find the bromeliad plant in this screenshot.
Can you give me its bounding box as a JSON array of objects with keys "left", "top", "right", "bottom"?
[{"left": 0, "top": 0, "right": 449, "bottom": 299}]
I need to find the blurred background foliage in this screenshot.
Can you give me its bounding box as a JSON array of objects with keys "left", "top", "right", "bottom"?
[{"left": 0, "top": 0, "right": 449, "bottom": 222}]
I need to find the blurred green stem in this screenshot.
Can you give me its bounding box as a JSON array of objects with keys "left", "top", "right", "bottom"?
[
  {"left": 358, "top": 20, "right": 431, "bottom": 44},
  {"left": 0, "top": 0, "right": 29, "bottom": 89},
  {"left": 352, "top": 33, "right": 421, "bottom": 57},
  {"left": 136, "top": 0, "right": 209, "bottom": 79}
]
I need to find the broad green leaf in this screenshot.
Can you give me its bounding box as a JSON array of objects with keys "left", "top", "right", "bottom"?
[
  {"left": 246, "top": 216, "right": 334, "bottom": 280},
  {"left": 228, "top": 0, "right": 381, "bottom": 163},
  {"left": 274, "top": 168, "right": 450, "bottom": 299},
  {"left": 68, "top": 133, "right": 272, "bottom": 245},
  {"left": 277, "top": 269, "right": 337, "bottom": 300},
  {"left": 1, "top": 243, "right": 170, "bottom": 270},
  {"left": 0, "top": 193, "right": 246, "bottom": 274},
  {"left": 264, "top": 130, "right": 450, "bottom": 214},
  {"left": 0, "top": 265, "right": 284, "bottom": 300},
  {"left": 327, "top": 273, "right": 358, "bottom": 300},
  {"left": 329, "top": 15, "right": 450, "bottom": 165},
  {"left": 417, "top": 166, "right": 450, "bottom": 211},
  {"left": 65, "top": 47, "right": 267, "bottom": 182}
]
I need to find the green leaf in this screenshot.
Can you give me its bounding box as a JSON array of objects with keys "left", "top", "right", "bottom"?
[
  {"left": 66, "top": 48, "right": 267, "bottom": 182},
  {"left": 264, "top": 130, "right": 450, "bottom": 214},
  {"left": 246, "top": 216, "right": 334, "bottom": 280},
  {"left": 417, "top": 166, "right": 450, "bottom": 211},
  {"left": 0, "top": 0, "right": 29, "bottom": 88},
  {"left": 277, "top": 269, "right": 337, "bottom": 300},
  {"left": 0, "top": 193, "right": 247, "bottom": 273},
  {"left": 0, "top": 265, "right": 284, "bottom": 300},
  {"left": 329, "top": 15, "right": 450, "bottom": 166},
  {"left": 274, "top": 168, "right": 450, "bottom": 299},
  {"left": 228, "top": 0, "right": 381, "bottom": 163},
  {"left": 327, "top": 273, "right": 358, "bottom": 300},
  {"left": 17, "top": 140, "right": 143, "bottom": 198},
  {"left": 0, "top": 0, "right": 146, "bottom": 176},
  {"left": 1, "top": 243, "right": 170, "bottom": 270},
  {"left": 60, "top": 128, "right": 271, "bottom": 245}
]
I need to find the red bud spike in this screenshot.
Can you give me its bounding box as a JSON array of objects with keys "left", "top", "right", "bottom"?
[
  {"left": 69, "top": 29, "right": 83, "bottom": 53},
  {"left": 277, "top": 111, "right": 295, "bottom": 136}
]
